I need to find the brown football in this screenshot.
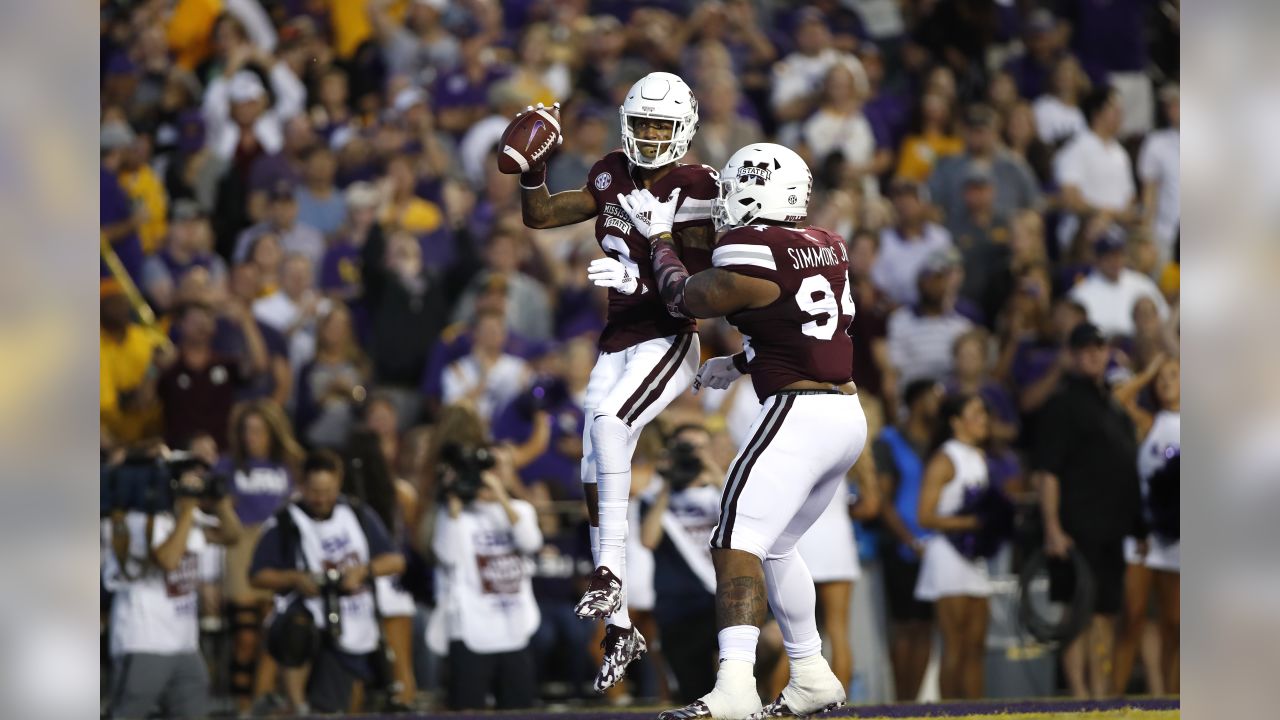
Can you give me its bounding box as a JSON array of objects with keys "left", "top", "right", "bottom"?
[{"left": 496, "top": 105, "right": 562, "bottom": 174}]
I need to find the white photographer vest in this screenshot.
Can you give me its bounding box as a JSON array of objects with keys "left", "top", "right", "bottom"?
[{"left": 282, "top": 503, "right": 380, "bottom": 654}]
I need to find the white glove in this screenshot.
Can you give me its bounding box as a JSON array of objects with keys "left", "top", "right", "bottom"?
[
  {"left": 617, "top": 187, "right": 681, "bottom": 240},
  {"left": 587, "top": 256, "right": 638, "bottom": 295},
  {"left": 692, "top": 355, "right": 743, "bottom": 394}
]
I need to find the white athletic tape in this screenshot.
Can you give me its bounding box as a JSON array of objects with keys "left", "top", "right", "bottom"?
[
  {"left": 535, "top": 108, "right": 561, "bottom": 133},
  {"left": 503, "top": 145, "right": 530, "bottom": 173}
]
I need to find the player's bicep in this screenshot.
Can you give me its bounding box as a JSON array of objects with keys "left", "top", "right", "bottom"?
[
  {"left": 683, "top": 268, "right": 778, "bottom": 318},
  {"left": 546, "top": 187, "right": 598, "bottom": 226}
]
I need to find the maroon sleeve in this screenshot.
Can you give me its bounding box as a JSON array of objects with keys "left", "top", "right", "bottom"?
[
  {"left": 710, "top": 227, "right": 783, "bottom": 283},
  {"left": 671, "top": 164, "right": 719, "bottom": 231}
]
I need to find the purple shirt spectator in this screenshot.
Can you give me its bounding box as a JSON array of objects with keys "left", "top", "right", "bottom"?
[
  {"left": 985, "top": 447, "right": 1023, "bottom": 493},
  {"left": 864, "top": 90, "right": 912, "bottom": 150},
  {"left": 1011, "top": 338, "right": 1060, "bottom": 392},
  {"left": 248, "top": 152, "right": 301, "bottom": 194},
  {"left": 1062, "top": 0, "right": 1148, "bottom": 83},
  {"left": 1004, "top": 53, "right": 1054, "bottom": 101},
  {"left": 554, "top": 285, "right": 607, "bottom": 341},
  {"left": 215, "top": 457, "right": 294, "bottom": 526},
  {"left": 101, "top": 168, "right": 145, "bottom": 285},
  {"left": 945, "top": 377, "right": 1019, "bottom": 430},
  {"left": 419, "top": 325, "right": 548, "bottom": 402},
  {"left": 491, "top": 394, "right": 586, "bottom": 500},
  {"left": 432, "top": 66, "right": 505, "bottom": 114}
]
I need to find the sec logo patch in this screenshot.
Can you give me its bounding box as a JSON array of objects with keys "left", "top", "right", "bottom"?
[{"left": 594, "top": 172, "right": 612, "bottom": 191}]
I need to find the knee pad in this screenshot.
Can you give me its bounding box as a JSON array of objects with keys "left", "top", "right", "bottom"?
[
  {"left": 227, "top": 603, "right": 261, "bottom": 634},
  {"left": 229, "top": 659, "right": 256, "bottom": 696},
  {"left": 589, "top": 414, "right": 630, "bottom": 468},
  {"left": 590, "top": 414, "right": 633, "bottom": 485}
]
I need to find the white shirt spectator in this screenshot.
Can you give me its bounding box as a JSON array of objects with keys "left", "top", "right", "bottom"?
[
  {"left": 771, "top": 50, "right": 866, "bottom": 112},
  {"left": 1054, "top": 129, "right": 1136, "bottom": 248},
  {"left": 253, "top": 290, "right": 330, "bottom": 371},
  {"left": 225, "top": 0, "right": 278, "bottom": 53},
  {"left": 1033, "top": 95, "right": 1086, "bottom": 145},
  {"left": 442, "top": 354, "right": 532, "bottom": 424},
  {"left": 459, "top": 114, "right": 511, "bottom": 188},
  {"left": 886, "top": 306, "right": 974, "bottom": 391},
  {"left": 104, "top": 512, "right": 209, "bottom": 657},
  {"left": 1138, "top": 127, "right": 1180, "bottom": 256},
  {"left": 429, "top": 500, "right": 542, "bottom": 654},
  {"left": 802, "top": 109, "right": 876, "bottom": 169},
  {"left": 1069, "top": 268, "right": 1170, "bottom": 338},
  {"left": 203, "top": 66, "right": 306, "bottom": 161},
  {"left": 872, "top": 223, "right": 954, "bottom": 305},
  {"left": 846, "top": 0, "right": 906, "bottom": 39}
]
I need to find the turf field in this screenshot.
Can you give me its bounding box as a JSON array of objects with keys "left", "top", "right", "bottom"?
[{"left": 320, "top": 697, "right": 1178, "bottom": 719}]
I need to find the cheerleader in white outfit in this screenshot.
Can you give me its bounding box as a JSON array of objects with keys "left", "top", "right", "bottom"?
[
  {"left": 915, "top": 394, "right": 992, "bottom": 700},
  {"left": 1113, "top": 357, "right": 1180, "bottom": 695}
]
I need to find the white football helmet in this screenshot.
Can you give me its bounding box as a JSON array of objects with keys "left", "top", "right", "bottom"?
[
  {"left": 714, "top": 143, "right": 813, "bottom": 232},
  {"left": 619, "top": 72, "right": 698, "bottom": 168}
]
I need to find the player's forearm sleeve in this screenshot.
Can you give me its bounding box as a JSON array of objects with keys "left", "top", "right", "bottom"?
[{"left": 651, "top": 233, "right": 691, "bottom": 318}]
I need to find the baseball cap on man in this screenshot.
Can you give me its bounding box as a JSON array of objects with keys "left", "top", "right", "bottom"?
[
  {"left": 171, "top": 199, "right": 204, "bottom": 222},
  {"left": 101, "top": 122, "right": 137, "bottom": 151},
  {"left": 1068, "top": 322, "right": 1106, "bottom": 349},
  {"left": 268, "top": 179, "right": 297, "bottom": 202},
  {"left": 1095, "top": 225, "right": 1127, "bottom": 255},
  {"left": 229, "top": 71, "right": 267, "bottom": 103},
  {"left": 963, "top": 163, "right": 995, "bottom": 186},
  {"left": 919, "top": 246, "right": 962, "bottom": 277},
  {"left": 964, "top": 104, "right": 998, "bottom": 128}
]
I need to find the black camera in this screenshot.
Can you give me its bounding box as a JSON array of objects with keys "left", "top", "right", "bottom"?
[
  {"left": 167, "top": 451, "right": 229, "bottom": 502},
  {"left": 105, "top": 449, "right": 228, "bottom": 514},
  {"left": 438, "top": 443, "right": 496, "bottom": 503},
  {"left": 318, "top": 567, "right": 344, "bottom": 642},
  {"left": 664, "top": 440, "right": 705, "bottom": 492}
]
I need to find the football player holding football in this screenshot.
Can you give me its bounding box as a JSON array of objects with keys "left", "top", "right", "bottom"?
[{"left": 513, "top": 71, "right": 717, "bottom": 693}]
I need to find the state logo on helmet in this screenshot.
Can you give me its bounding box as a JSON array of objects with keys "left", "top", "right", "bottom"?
[
  {"left": 619, "top": 72, "right": 699, "bottom": 169},
  {"left": 714, "top": 143, "right": 813, "bottom": 232}
]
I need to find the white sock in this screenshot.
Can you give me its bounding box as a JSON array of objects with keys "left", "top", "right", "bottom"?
[
  {"left": 764, "top": 550, "right": 822, "bottom": 660},
  {"left": 718, "top": 625, "right": 761, "bottom": 664},
  {"left": 589, "top": 524, "right": 600, "bottom": 569}
]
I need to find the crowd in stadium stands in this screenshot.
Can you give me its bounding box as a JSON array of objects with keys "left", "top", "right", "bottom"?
[{"left": 100, "top": 0, "right": 1179, "bottom": 715}]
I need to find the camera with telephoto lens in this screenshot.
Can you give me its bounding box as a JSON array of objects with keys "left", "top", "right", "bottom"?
[
  {"left": 318, "top": 567, "right": 344, "bottom": 642},
  {"left": 664, "top": 440, "right": 705, "bottom": 492},
  {"left": 167, "top": 451, "right": 229, "bottom": 501},
  {"left": 106, "top": 449, "right": 228, "bottom": 514},
  {"left": 438, "top": 443, "right": 496, "bottom": 503}
]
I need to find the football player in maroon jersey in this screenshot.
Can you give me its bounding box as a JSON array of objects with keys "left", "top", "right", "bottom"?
[
  {"left": 617, "top": 143, "right": 868, "bottom": 719},
  {"left": 513, "top": 72, "right": 718, "bottom": 692}
]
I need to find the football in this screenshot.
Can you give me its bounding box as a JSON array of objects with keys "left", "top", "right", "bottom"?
[{"left": 497, "top": 103, "right": 562, "bottom": 174}]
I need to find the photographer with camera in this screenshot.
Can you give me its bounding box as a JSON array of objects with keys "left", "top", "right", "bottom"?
[
  {"left": 103, "top": 448, "right": 243, "bottom": 719},
  {"left": 429, "top": 439, "right": 544, "bottom": 710},
  {"left": 638, "top": 423, "right": 726, "bottom": 703},
  {"left": 248, "top": 450, "right": 405, "bottom": 715}
]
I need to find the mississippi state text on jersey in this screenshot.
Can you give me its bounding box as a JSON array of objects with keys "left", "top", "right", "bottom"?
[
  {"left": 713, "top": 224, "right": 855, "bottom": 400},
  {"left": 587, "top": 150, "right": 717, "bottom": 352}
]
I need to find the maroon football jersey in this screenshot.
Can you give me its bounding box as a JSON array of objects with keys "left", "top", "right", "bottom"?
[
  {"left": 586, "top": 150, "right": 717, "bottom": 353},
  {"left": 713, "top": 225, "right": 856, "bottom": 401}
]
